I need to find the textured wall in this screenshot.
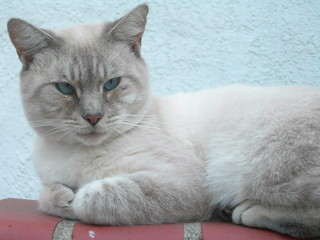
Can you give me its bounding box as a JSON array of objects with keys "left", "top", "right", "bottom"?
[{"left": 1, "top": 0, "right": 319, "bottom": 200}]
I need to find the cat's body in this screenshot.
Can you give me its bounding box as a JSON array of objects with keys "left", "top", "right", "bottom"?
[
  {"left": 8, "top": 4, "right": 320, "bottom": 238},
  {"left": 33, "top": 96, "right": 210, "bottom": 224}
]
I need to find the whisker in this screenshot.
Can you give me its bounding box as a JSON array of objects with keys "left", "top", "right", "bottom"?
[
  {"left": 117, "top": 114, "right": 168, "bottom": 126},
  {"left": 53, "top": 129, "right": 74, "bottom": 144},
  {"left": 112, "top": 127, "right": 133, "bottom": 144},
  {"left": 31, "top": 119, "right": 76, "bottom": 127},
  {"left": 122, "top": 123, "right": 159, "bottom": 132},
  {"left": 119, "top": 113, "right": 158, "bottom": 118},
  {"left": 42, "top": 127, "right": 70, "bottom": 138},
  {"left": 115, "top": 117, "right": 183, "bottom": 143}
]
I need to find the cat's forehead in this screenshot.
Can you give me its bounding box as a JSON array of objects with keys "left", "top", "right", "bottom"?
[
  {"left": 53, "top": 22, "right": 108, "bottom": 47},
  {"left": 54, "top": 41, "right": 127, "bottom": 85},
  {"left": 51, "top": 22, "right": 131, "bottom": 65},
  {"left": 42, "top": 22, "right": 135, "bottom": 83}
]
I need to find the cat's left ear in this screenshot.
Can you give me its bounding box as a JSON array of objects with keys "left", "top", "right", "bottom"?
[{"left": 108, "top": 4, "right": 149, "bottom": 57}]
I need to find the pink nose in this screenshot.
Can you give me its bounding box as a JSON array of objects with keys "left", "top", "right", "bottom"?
[{"left": 84, "top": 114, "right": 102, "bottom": 125}]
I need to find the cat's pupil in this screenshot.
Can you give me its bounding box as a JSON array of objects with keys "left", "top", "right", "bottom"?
[
  {"left": 104, "top": 77, "right": 120, "bottom": 91},
  {"left": 56, "top": 82, "right": 75, "bottom": 95}
]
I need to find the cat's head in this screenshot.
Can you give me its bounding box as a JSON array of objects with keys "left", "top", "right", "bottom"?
[{"left": 8, "top": 4, "right": 151, "bottom": 146}]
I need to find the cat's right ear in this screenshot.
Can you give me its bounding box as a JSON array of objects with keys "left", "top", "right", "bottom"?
[{"left": 7, "top": 18, "right": 54, "bottom": 66}]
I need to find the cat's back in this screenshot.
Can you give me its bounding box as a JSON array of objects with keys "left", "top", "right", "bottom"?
[
  {"left": 203, "top": 85, "right": 320, "bottom": 208},
  {"left": 157, "top": 84, "right": 320, "bottom": 155}
]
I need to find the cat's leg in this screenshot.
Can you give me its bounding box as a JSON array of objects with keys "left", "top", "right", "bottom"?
[
  {"left": 230, "top": 173, "right": 320, "bottom": 238},
  {"left": 39, "top": 183, "right": 77, "bottom": 220},
  {"left": 232, "top": 200, "right": 320, "bottom": 238},
  {"left": 70, "top": 172, "right": 209, "bottom": 225},
  {"left": 230, "top": 107, "right": 320, "bottom": 238}
]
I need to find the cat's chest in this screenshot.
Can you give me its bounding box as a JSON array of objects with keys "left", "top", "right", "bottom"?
[
  {"left": 33, "top": 139, "right": 128, "bottom": 188},
  {"left": 33, "top": 137, "right": 156, "bottom": 188}
]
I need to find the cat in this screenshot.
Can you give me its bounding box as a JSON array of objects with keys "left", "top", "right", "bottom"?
[{"left": 7, "top": 4, "right": 320, "bottom": 238}]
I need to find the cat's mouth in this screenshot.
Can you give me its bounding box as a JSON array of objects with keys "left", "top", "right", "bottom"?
[
  {"left": 77, "top": 131, "right": 105, "bottom": 138},
  {"left": 75, "top": 130, "right": 108, "bottom": 146},
  {"left": 76, "top": 131, "right": 107, "bottom": 143}
]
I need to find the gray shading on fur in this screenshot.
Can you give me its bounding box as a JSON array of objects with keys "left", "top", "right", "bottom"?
[{"left": 7, "top": 4, "right": 320, "bottom": 238}]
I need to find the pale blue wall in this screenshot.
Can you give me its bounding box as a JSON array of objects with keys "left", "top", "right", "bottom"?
[{"left": 1, "top": 0, "right": 320, "bottom": 199}]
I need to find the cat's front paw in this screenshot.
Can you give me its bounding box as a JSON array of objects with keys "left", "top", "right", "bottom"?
[
  {"left": 232, "top": 200, "right": 266, "bottom": 228},
  {"left": 39, "top": 183, "right": 77, "bottom": 220},
  {"left": 72, "top": 180, "right": 109, "bottom": 224},
  {"left": 232, "top": 200, "right": 254, "bottom": 224}
]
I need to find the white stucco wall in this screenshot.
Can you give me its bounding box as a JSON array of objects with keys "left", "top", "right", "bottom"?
[{"left": 1, "top": 0, "right": 319, "bottom": 200}]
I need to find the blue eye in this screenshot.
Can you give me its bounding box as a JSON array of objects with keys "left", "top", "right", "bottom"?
[
  {"left": 56, "top": 82, "right": 75, "bottom": 95},
  {"left": 104, "top": 77, "right": 120, "bottom": 91}
]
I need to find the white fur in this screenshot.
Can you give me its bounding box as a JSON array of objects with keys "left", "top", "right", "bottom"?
[
  {"left": 34, "top": 84, "right": 320, "bottom": 204},
  {"left": 54, "top": 23, "right": 106, "bottom": 47},
  {"left": 8, "top": 4, "right": 320, "bottom": 237}
]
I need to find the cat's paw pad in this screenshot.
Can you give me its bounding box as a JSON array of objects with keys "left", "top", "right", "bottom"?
[{"left": 232, "top": 200, "right": 256, "bottom": 224}]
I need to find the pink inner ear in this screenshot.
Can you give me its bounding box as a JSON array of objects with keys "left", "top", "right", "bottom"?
[
  {"left": 9, "top": 31, "right": 32, "bottom": 64},
  {"left": 18, "top": 52, "right": 33, "bottom": 65},
  {"left": 9, "top": 31, "right": 22, "bottom": 56},
  {"left": 132, "top": 32, "right": 143, "bottom": 57},
  {"left": 22, "top": 55, "right": 34, "bottom": 64},
  {"left": 135, "top": 32, "right": 143, "bottom": 46}
]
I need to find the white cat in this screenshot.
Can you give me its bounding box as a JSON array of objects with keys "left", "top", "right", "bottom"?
[{"left": 7, "top": 4, "right": 320, "bottom": 238}]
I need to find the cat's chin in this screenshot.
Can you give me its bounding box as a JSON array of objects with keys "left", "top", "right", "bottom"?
[{"left": 75, "top": 132, "right": 108, "bottom": 146}]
